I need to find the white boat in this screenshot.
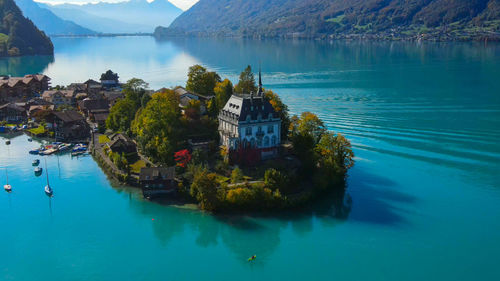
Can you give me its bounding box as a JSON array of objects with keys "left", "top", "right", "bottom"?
[
  {"left": 45, "top": 185, "right": 53, "bottom": 197},
  {"left": 34, "top": 167, "right": 43, "bottom": 176},
  {"left": 58, "top": 143, "right": 72, "bottom": 151},
  {"left": 41, "top": 148, "right": 58, "bottom": 155},
  {"left": 44, "top": 159, "right": 53, "bottom": 197},
  {"left": 4, "top": 169, "right": 11, "bottom": 192}
]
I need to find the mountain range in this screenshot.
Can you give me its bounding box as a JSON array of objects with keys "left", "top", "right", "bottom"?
[
  {"left": 156, "top": 0, "right": 500, "bottom": 41},
  {"left": 43, "top": 0, "right": 183, "bottom": 34},
  {"left": 15, "top": 0, "right": 96, "bottom": 35},
  {"left": 0, "top": 0, "right": 53, "bottom": 57}
]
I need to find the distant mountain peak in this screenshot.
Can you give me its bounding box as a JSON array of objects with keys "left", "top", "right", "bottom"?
[
  {"left": 15, "top": 0, "right": 96, "bottom": 35},
  {"left": 45, "top": 0, "right": 183, "bottom": 33}
]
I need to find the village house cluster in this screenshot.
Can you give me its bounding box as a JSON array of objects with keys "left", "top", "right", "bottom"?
[
  {"left": 0, "top": 70, "right": 286, "bottom": 200},
  {"left": 0, "top": 73, "right": 123, "bottom": 141}
]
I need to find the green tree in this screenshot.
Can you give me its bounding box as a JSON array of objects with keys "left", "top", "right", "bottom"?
[
  {"left": 101, "top": 70, "right": 119, "bottom": 82},
  {"left": 265, "top": 90, "right": 290, "bottom": 141},
  {"left": 230, "top": 167, "right": 244, "bottom": 184},
  {"left": 124, "top": 78, "right": 149, "bottom": 93},
  {"left": 186, "top": 65, "right": 221, "bottom": 96},
  {"left": 191, "top": 171, "right": 220, "bottom": 211},
  {"left": 315, "top": 132, "right": 355, "bottom": 174},
  {"left": 235, "top": 65, "right": 257, "bottom": 94},
  {"left": 131, "top": 90, "right": 182, "bottom": 165},
  {"left": 290, "top": 112, "right": 326, "bottom": 143},
  {"left": 185, "top": 99, "right": 201, "bottom": 120},
  {"left": 289, "top": 112, "right": 326, "bottom": 173},
  {"left": 214, "top": 79, "right": 233, "bottom": 111},
  {"left": 123, "top": 78, "right": 149, "bottom": 109},
  {"left": 264, "top": 168, "right": 288, "bottom": 192},
  {"left": 106, "top": 98, "right": 136, "bottom": 132},
  {"left": 191, "top": 149, "right": 208, "bottom": 165}
]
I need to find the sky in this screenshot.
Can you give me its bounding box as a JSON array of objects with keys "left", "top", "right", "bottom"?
[{"left": 35, "top": 0, "right": 199, "bottom": 10}]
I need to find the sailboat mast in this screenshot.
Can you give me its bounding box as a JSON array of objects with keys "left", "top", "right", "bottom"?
[{"left": 45, "top": 159, "right": 50, "bottom": 186}]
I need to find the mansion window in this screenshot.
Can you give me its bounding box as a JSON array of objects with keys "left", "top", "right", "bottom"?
[
  {"left": 245, "top": 127, "right": 252, "bottom": 136},
  {"left": 272, "top": 136, "right": 277, "bottom": 146},
  {"left": 268, "top": 125, "right": 274, "bottom": 134}
]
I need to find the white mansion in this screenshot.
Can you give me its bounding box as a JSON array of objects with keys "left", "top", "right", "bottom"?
[{"left": 218, "top": 72, "right": 281, "bottom": 160}]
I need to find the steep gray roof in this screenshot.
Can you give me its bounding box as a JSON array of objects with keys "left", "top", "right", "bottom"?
[{"left": 219, "top": 94, "right": 279, "bottom": 123}]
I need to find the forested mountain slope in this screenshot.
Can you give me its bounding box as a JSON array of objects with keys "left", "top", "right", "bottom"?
[
  {"left": 156, "top": 0, "right": 500, "bottom": 40},
  {"left": 0, "top": 0, "right": 53, "bottom": 57}
]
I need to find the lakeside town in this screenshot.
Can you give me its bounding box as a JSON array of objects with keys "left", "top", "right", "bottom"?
[{"left": 0, "top": 66, "right": 354, "bottom": 213}]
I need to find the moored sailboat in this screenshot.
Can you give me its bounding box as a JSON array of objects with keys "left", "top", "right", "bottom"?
[
  {"left": 44, "top": 159, "right": 53, "bottom": 197},
  {"left": 4, "top": 169, "right": 11, "bottom": 192}
]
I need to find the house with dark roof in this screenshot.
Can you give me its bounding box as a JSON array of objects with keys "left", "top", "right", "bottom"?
[
  {"left": 77, "top": 98, "right": 110, "bottom": 117},
  {"left": 0, "top": 74, "right": 50, "bottom": 103},
  {"left": 139, "top": 167, "right": 177, "bottom": 197},
  {"left": 93, "top": 112, "right": 109, "bottom": 129},
  {"left": 218, "top": 71, "right": 281, "bottom": 163},
  {"left": 101, "top": 91, "right": 124, "bottom": 107},
  {"left": 107, "top": 133, "right": 136, "bottom": 155},
  {"left": 42, "top": 90, "right": 76, "bottom": 106},
  {"left": 174, "top": 86, "right": 212, "bottom": 115},
  {"left": 84, "top": 79, "right": 102, "bottom": 95},
  {"left": 67, "top": 83, "right": 87, "bottom": 94},
  {"left": 0, "top": 103, "right": 27, "bottom": 123},
  {"left": 28, "top": 105, "right": 55, "bottom": 118},
  {"left": 51, "top": 111, "right": 89, "bottom": 141}
]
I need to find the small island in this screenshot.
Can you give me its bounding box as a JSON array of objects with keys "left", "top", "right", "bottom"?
[
  {"left": 0, "top": 66, "right": 354, "bottom": 214},
  {"left": 93, "top": 66, "right": 355, "bottom": 213}
]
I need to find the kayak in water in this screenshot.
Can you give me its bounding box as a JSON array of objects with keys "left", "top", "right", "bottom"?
[{"left": 247, "top": 255, "right": 256, "bottom": 262}]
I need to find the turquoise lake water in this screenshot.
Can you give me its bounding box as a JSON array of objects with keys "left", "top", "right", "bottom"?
[{"left": 1, "top": 37, "right": 500, "bottom": 280}]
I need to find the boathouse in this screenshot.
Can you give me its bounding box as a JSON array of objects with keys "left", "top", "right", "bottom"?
[
  {"left": 139, "top": 167, "right": 177, "bottom": 197},
  {"left": 107, "top": 133, "right": 136, "bottom": 155}
]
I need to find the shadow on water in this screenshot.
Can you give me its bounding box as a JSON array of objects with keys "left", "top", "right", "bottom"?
[
  {"left": 347, "top": 168, "right": 417, "bottom": 226},
  {"left": 108, "top": 160, "right": 417, "bottom": 262},
  {"left": 0, "top": 55, "right": 54, "bottom": 76},
  {"left": 122, "top": 178, "right": 355, "bottom": 264}
]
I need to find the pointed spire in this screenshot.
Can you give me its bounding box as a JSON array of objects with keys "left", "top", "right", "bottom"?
[{"left": 258, "top": 63, "right": 263, "bottom": 96}]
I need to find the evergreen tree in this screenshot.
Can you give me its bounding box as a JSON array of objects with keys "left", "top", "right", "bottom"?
[{"left": 235, "top": 65, "right": 257, "bottom": 94}]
